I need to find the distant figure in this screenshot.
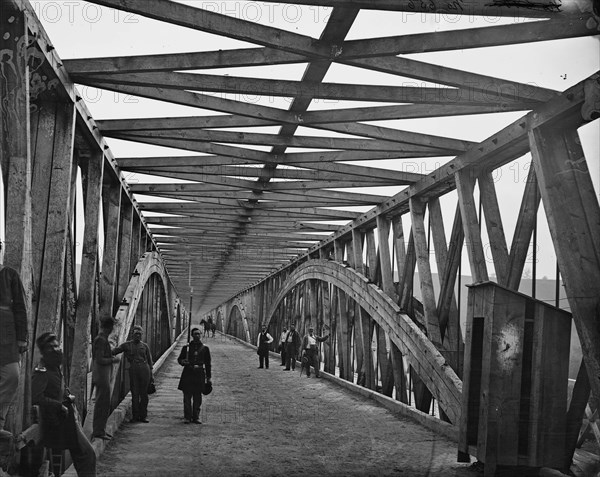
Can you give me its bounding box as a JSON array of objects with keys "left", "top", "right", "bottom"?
[
  {"left": 32, "top": 332, "right": 96, "bottom": 477},
  {"left": 91, "top": 316, "right": 119, "bottom": 440},
  {"left": 0, "top": 240, "right": 28, "bottom": 440},
  {"left": 278, "top": 327, "right": 287, "bottom": 366},
  {"left": 113, "top": 325, "right": 153, "bottom": 423},
  {"left": 256, "top": 325, "right": 273, "bottom": 369},
  {"left": 283, "top": 323, "right": 301, "bottom": 371},
  {"left": 177, "top": 327, "right": 211, "bottom": 424},
  {"left": 301, "top": 326, "right": 330, "bottom": 378}
]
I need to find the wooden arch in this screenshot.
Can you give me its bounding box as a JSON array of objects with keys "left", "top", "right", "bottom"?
[
  {"left": 111, "top": 251, "right": 175, "bottom": 345},
  {"left": 265, "top": 259, "right": 462, "bottom": 424},
  {"left": 228, "top": 301, "right": 251, "bottom": 343}
]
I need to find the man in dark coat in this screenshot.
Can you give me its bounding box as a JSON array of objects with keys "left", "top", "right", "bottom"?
[
  {"left": 256, "top": 325, "right": 273, "bottom": 369},
  {"left": 91, "top": 316, "right": 119, "bottom": 440},
  {"left": 283, "top": 323, "right": 301, "bottom": 371},
  {"left": 0, "top": 240, "right": 28, "bottom": 439},
  {"left": 177, "top": 327, "right": 211, "bottom": 424},
  {"left": 32, "top": 332, "right": 96, "bottom": 477},
  {"left": 113, "top": 325, "right": 153, "bottom": 423}
]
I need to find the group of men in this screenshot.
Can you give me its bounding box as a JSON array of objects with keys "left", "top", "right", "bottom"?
[{"left": 256, "top": 323, "right": 329, "bottom": 377}]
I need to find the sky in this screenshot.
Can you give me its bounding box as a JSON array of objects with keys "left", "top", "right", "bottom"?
[{"left": 1, "top": 0, "right": 598, "bottom": 287}]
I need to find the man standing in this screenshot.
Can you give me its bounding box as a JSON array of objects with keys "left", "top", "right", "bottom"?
[
  {"left": 301, "top": 326, "right": 330, "bottom": 378},
  {"left": 91, "top": 316, "right": 119, "bottom": 440},
  {"left": 0, "top": 240, "right": 28, "bottom": 440},
  {"left": 278, "top": 327, "right": 287, "bottom": 366},
  {"left": 283, "top": 323, "right": 301, "bottom": 371},
  {"left": 177, "top": 327, "right": 211, "bottom": 424},
  {"left": 113, "top": 326, "right": 153, "bottom": 423},
  {"left": 256, "top": 325, "right": 273, "bottom": 369},
  {"left": 32, "top": 332, "right": 96, "bottom": 477}
]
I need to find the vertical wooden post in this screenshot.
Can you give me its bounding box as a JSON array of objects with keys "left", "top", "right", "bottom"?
[
  {"left": 116, "top": 195, "right": 133, "bottom": 302},
  {"left": 69, "top": 151, "right": 104, "bottom": 414},
  {"left": 0, "top": 0, "right": 33, "bottom": 433},
  {"left": 34, "top": 101, "right": 76, "bottom": 339},
  {"left": 100, "top": 177, "right": 122, "bottom": 318},
  {"left": 529, "top": 120, "right": 600, "bottom": 414}
]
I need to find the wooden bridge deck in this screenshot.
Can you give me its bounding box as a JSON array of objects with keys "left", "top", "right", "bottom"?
[{"left": 95, "top": 334, "right": 474, "bottom": 477}]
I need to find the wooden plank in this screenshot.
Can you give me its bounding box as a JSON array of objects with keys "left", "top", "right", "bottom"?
[
  {"left": 390, "top": 341, "right": 408, "bottom": 403},
  {"left": 505, "top": 164, "right": 541, "bottom": 290},
  {"left": 100, "top": 178, "right": 122, "bottom": 318},
  {"left": 429, "top": 199, "right": 461, "bottom": 367},
  {"left": 111, "top": 128, "right": 446, "bottom": 153},
  {"left": 30, "top": 104, "right": 56, "bottom": 321},
  {"left": 35, "top": 102, "right": 76, "bottom": 336},
  {"left": 346, "top": 56, "right": 556, "bottom": 103},
  {"left": 455, "top": 169, "right": 489, "bottom": 283},
  {"left": 116, "top": 196, "right": 134, "bottom": 302},
  {"left": 69, "top": 150, "right": 104, "bottom": 415},
  {"left": 409, "top": 198, "right": 442, "bottom": 348},
  {"left": 255, "top": 0, "right": 588, "bottom": 17},
  {"left": 0, "top": 1, "right": 33, "bottom": 434},
  {"left": 375, "top": 215, "right": 394, "bottom": 297},
  {"left": 529, "top": 303, "right": 571, "bottom": 467},
  {"left": 529, "top": 120, "right": 600, "bottom": 414},
  {"left": 478, "top": 172, "right": 509, "bottom": 284},
  {"left": 78, "top": 70, "right": 524, "bottom": 108}
]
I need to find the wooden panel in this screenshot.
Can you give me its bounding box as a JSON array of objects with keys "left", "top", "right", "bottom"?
[
  {"left": 529, "top": 304, "right": 571, "bottom": 467},
  {"left": 376, "top": 215, "right": 394, "bottom": 297},
  {"left": 100, "top": 178, "right": 122, "bottom": 318},
  {"left": 116, "top": 196, "right": 134, "bottom": 302},
  {"left": 69, "top": 151, "right": 104, "bottom": 413},
  {"left": 35, "top": 102, "right": 76, "bottom": 335}
]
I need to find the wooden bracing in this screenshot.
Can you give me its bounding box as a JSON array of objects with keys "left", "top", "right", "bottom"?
[{"left": 1, "top": 0, "right": 599, "bottom": 473}]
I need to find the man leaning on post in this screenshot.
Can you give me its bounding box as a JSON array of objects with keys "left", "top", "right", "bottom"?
[{"left": 32, "top": 332, "right": 96, "bottom": 477}]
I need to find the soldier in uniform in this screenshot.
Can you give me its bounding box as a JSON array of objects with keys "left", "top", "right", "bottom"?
[
  {"left": 32, "top": 332, "right": 96, "bottom": 477},
  {"left": 91, "top": 316, "right": 119, "bottom": 440},
  {"left": 177, "top": 327, "right": 211, "bottom": 424},
  {"left": 112, "top": 326, "right": 153, "bottom": 423}
]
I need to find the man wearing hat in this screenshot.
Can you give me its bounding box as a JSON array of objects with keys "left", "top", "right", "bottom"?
[
  {"left": 282, "top": 323, "right": 301, "bottom": 371},
  {"left": 177, "top": 327, "right": 211, "bottom": 424},
  {"left": 32, "top": 332, "right": 96, "bottom": 476},
  {"left": 112, "top": 325, "right": 153, "bottom": 423},
  {"left": 91, "top": 316, "right": 119, "bottom": 439},
  {"left": 301, "top": 326, "right": 330, "bottom": 378}
]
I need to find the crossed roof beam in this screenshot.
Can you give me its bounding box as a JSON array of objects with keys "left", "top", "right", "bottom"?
[{"left": 66, "top": 0, "right": 595, "bottom": 312}]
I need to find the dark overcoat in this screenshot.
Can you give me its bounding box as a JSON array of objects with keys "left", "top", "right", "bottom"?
[
  {"left": 31, "top": 365, "right": 78, "bottom": 449},
  {"left": 177, "top": 341, "right": 211, "bottom": 393}
]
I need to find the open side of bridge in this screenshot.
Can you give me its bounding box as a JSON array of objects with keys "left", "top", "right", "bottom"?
[{"left": 1, "top": 0, "right": 599, "bottom": 476}]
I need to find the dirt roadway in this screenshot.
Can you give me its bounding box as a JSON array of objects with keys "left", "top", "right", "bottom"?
[{"left": 97, "top": 334, "right": 475, "bottom": 477}]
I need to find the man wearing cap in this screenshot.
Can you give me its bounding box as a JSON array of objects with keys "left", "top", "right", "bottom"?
[
  {"left": 177, "top": 327, "right": 211, "bottom": 424},
  {"left": 301, "top": 326, "right": 330, "bottom": 378},
  {"left": 283, "top": 323, "right": 301, "bottom": 371},
  {"left": 112, "top": 326, "right": 153, "bottom": 423},
  {"left": 0, "top": 240, "right": 28, "bottom": 440},
  {"left": 32, "top": 332, "right": 96, "bottom": 476},
  {"left": 91, "top": 316, "right": 119, "bottom": 440}
]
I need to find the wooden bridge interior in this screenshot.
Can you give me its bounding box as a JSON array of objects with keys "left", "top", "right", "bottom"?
[{"left": 0, "top": 0, "right": 599, "bottom": 475}]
